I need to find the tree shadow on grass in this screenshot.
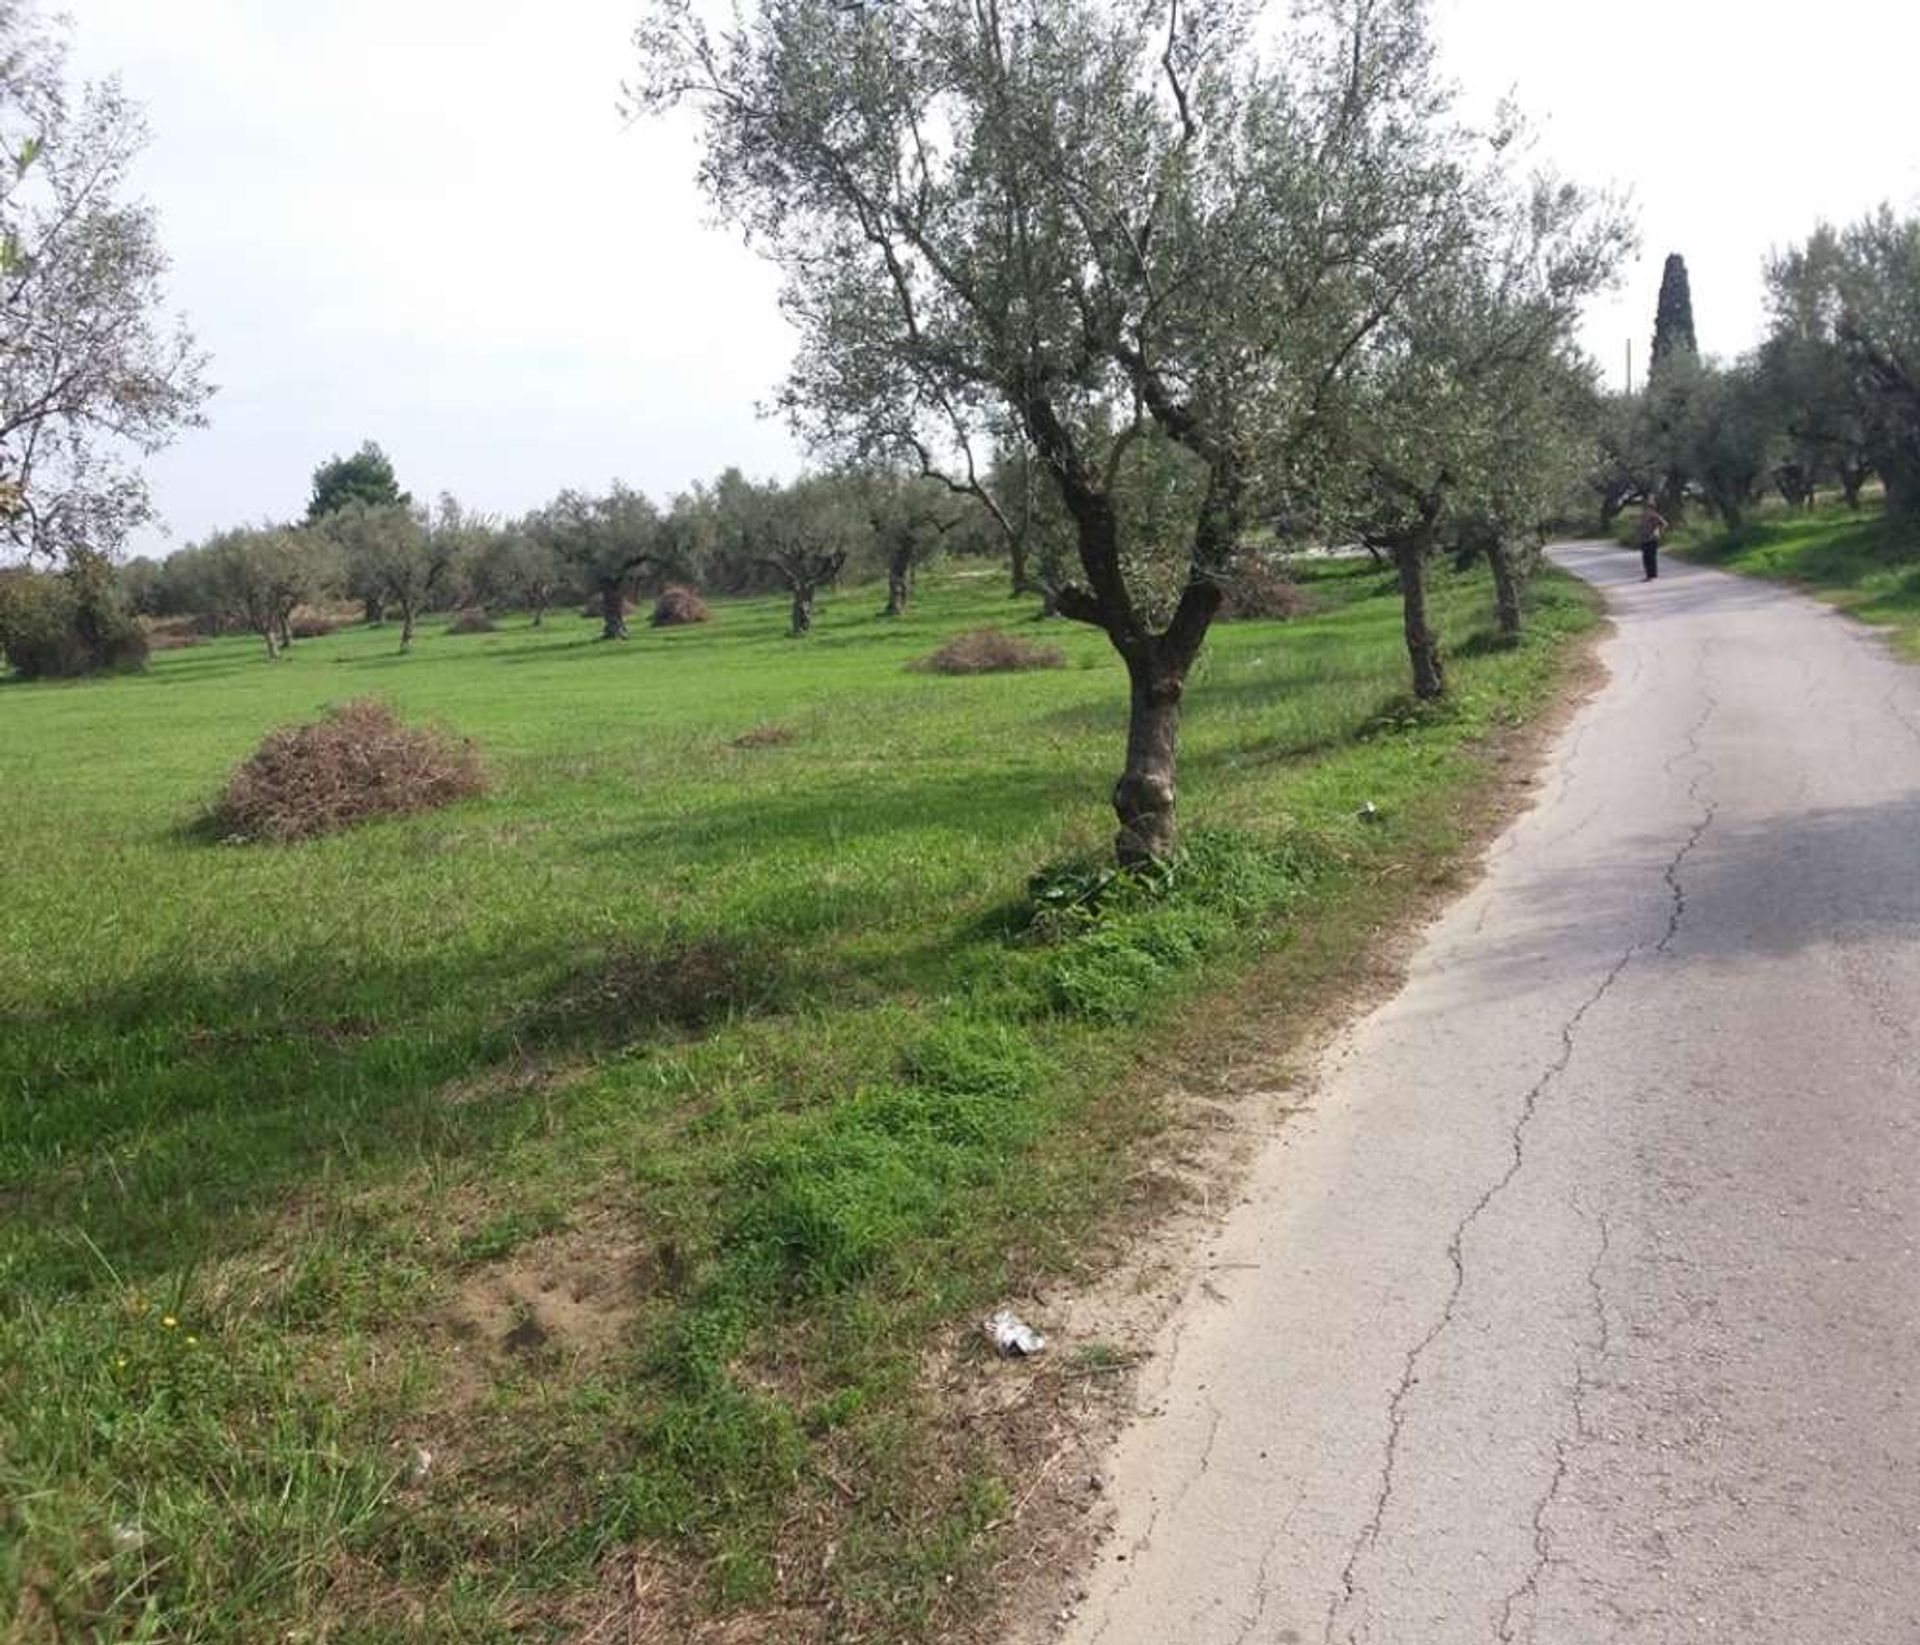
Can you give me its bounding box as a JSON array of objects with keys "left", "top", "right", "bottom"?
[
  {"left": 0, "top": 923, "right": 817, "bottom": 1305},
  {"left": 578, "top": 760, "right": 1093, "bottom": 870}
]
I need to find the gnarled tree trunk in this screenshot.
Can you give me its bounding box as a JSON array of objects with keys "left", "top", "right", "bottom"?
[
  {"left": 1115, "top": 653, "right": 1184, "bottom": 866},
  {"left": 1394, "top": 536, "right": 1445, "bottom": 700},
  {"left": 399, "top": 602, "right": 417, "bottom": 653},
  {"left": 790, "top": 585, "right": 815, "bottom": 636},
  {"left": 1487, "top": 540, "right": 1523, "bottom": 641},
  {"left": 883, "top": 549, "right": 911, "bottom": 617},
  {"left": 599, "top": 583, "right": 628, "bottom": 641},
  {"left": 1840, "top": 458, "right": 1871, "bottom": 510},
  {"left": 1773, "top": 463, "right": 1815, "bottom": 510}
]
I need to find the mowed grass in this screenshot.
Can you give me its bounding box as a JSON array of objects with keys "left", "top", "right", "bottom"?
[
  {"left": 1668, "top": 499, "right": 1920, "bottom": 657},
  {"left": 1, "top": 559, "right": 1596, "bottom": 1641}
]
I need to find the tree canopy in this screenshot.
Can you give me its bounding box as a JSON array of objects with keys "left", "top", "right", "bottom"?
[
  {"left": 1649, "top": 252, "right": 1698, "bottom": 378},
  {"left": 0, "top": 0, "right": 211, "bottom": 563},
  {"left": 632, "top": 0, "right": 1595, "bottom": 859},
  {"left": 305, "top": 441, "right": 409, "bottom": 523}
]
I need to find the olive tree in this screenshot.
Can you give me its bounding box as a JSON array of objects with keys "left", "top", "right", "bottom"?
[
  {"left": 1, "top": 0, "right": 210, "bottom": 563},
  {"left": 733, "top": 473, "right": 859, "bottom": 635},
  {"left": 1759, "top": 233, "right": 1842, "bottom": 504},
  {"left": 1764, "top": 212, "right": 1920, "bottom": 516},
  {"left": 1675, "top": 358, "right": 1773, "bottom": 530},
  {"left": 1585, "top": 391, "right": 1661, "bottom": 530},
  {"left": 202, "top": 524, "right": 334, "bottom": 659},
  {"left": 1317, "top": 172, "right": 1626, "bottom": 694},
  {"left": 530, "top": 483, "right": 666, "bottom": 640},
  {"left": 323, "top": 499, "right": 456, "bottom": 652},
  {"left": 466, "top": 524, "right": 562, "bottom": 624},
  {"left": 862, "top": 470, "right": 961, "bottom": 616},
  {"left": 633, "top": 0, "right": 1511, "bottom": 863}
]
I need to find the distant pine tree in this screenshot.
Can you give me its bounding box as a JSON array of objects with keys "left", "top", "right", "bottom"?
[{"left": 1649, "top": 254, "right": 1698, "bottom": 377}]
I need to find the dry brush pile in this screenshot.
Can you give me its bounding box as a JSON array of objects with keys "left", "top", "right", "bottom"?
[
  {"left": 914, "top": 628, "right": 1067, "bottom": 674},
  {"left": 209, "top": 698, "right": 487, "bottom": 843}
]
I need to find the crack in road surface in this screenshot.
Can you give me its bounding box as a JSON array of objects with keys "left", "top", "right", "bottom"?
[
  {"left": 1049, "top": 548, "right": 1920, "bottom": 1645},
  {"left": 1493, "top": 1208, "right": 1612, "bottom": 1643},
  {"left": 1324, "top": 690, "right": 1719, "bottom": 1645}
]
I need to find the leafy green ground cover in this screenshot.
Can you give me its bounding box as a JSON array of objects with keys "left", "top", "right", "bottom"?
[
  {"left": 2, "top": 558, "right": 1596, "bottom": 1641},
  {"left": 1667, "top": 500, "right": 1920, "bottom": 657}
]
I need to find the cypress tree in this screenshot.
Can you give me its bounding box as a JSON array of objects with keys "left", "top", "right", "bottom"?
[{"left": 1649, "top": 253, "right": 1698, "bottom": 377}]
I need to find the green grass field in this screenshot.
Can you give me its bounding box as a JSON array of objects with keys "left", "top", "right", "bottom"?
[
  {"left": 1666, "top": 500, "right": 1920, "bottom": 657},
  {"left": 2, "top": 558, "right": 1596, "bottom": 1641}
]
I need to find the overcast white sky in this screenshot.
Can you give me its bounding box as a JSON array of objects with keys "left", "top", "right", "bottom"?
[{"left": 65, "top": 0, "right": 1920, "bottom": 555}]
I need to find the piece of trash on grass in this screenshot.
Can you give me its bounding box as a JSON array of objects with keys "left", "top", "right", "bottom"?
[
  {"left": 1356, "top": 801, "right": 1383, "bottom": 824},
  {"left": 983, "top": 1307, "right": 1047, "bottom": 1357}
]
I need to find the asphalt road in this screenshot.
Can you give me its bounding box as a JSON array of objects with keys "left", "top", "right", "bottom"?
[{"left": 1055, "top": 543, "right": 1920, "bottom": 1644}]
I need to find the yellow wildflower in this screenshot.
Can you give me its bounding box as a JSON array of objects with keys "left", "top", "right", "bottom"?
[{"left": 160, "top": 1315, "right": 178, "bottom": 1330}]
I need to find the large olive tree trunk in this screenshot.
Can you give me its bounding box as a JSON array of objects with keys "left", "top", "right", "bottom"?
[
  {"left": 1840, "top": 458, "right": 1871, "bottom": 510},
  {"left": 1115, "top": 652, "right": 1185, "bottom": 865},
  {"left": 598, "top": 583, "right": 628, "bottom": 641},
  {"left": 399, "top": 601, "right": 418, "bottom": 653},
  {"left": 1057, "top": 568, "right": 1218, "bottom": 865},
  {"left": 790, "top": 585, "right": 816, "bottom": 635},
  {"left": 1487, "top": 540, "right": 1523, "bottom": 641},
  {"left": 1393, "top": 536, "right": 1445, "bottom": 700},
  {"left": 883, "top": 548, "right": 911, "bottom": 617}
]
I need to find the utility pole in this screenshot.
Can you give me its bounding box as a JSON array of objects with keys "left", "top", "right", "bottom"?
[{"left": 1625, "top": 338, "right": 1633, "bottom": 396}]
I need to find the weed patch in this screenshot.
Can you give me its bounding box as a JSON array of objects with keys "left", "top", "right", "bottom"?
[
  {"left": 732, "top": 722, "right": 799, "bottom": 748},
  {"left": 526, "top": 935, "right": 784, "bottom": 1044}
]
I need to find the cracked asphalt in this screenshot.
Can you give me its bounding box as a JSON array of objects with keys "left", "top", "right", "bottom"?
[{"left": 1052, "top": 543, "right": 1920, "bottom": 1644}]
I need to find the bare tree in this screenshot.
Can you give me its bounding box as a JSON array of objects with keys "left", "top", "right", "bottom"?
[
  {"left": 634, "top": 0, "right": 1523, "bottom": 862},
  {"left": 0, "top": 2, "right": 210, "bottom": 562}
]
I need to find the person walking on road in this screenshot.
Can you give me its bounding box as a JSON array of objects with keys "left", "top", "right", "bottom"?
[{"left": 1638, "top": 497, "right": 1670, "bottom": 581}]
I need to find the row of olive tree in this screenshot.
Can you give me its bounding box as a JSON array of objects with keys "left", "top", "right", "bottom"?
[
  {"left": 631, "top": 0, "right": 1626, "bottom": 859},
  {"left": 1590, "top": 209, "right": 1920, "bottom": 532},
  {"left": 144, "top": 500, "right": 466, "bottom": 657},
  {"left": 129, "top": 459, "right": 993, "bottom": 654},
  {"left": 512, "top": 465, "right": 988, "bottom": 640}
]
